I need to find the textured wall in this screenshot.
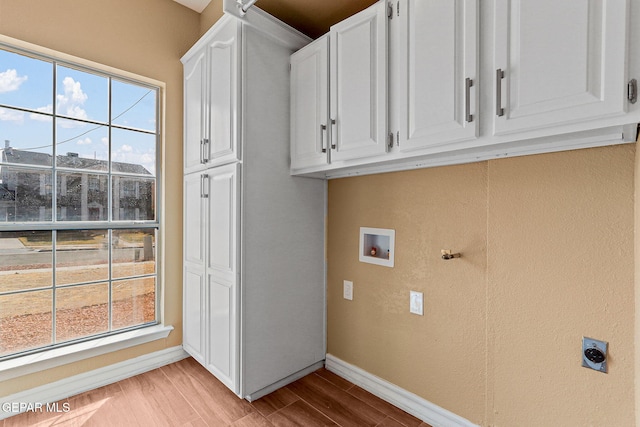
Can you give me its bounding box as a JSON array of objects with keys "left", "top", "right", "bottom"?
[
  {"left": 0, "top": 0, "right": 200, "bottom": 395},
  {"left": 200, "top": 0, "right": 224, "bottom": 37},
  {"left": 327, "top": 144, "right": 636, "bottom": 426}
]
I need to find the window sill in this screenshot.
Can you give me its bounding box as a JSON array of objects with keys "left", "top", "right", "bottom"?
[{"left": 0, "top": 324, "right": 173, "bottom": 382}]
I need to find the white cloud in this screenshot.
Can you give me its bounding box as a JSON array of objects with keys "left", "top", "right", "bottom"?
[
  {"left": 30, "top": 105, "right": 53, "bottom": 122},
  {"left": 120, "top": 144, "right": 133, "bottom": 152},
  {"left": 101, "top": 137, "right": 109, "bottom": 146},
  {"left": 0, "top": 69, "right": 27, "bottom": 93},
  {"left": 77, "top": 137, "right": 92, "bottom": 145},
  {"left": 56, "top": 76, "right": 88, "bottom": 122},
  {"left": 0, "top": 107, "right": 24, "bottom": 123}
]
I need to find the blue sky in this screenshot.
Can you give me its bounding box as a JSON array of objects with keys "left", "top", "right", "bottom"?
[{"left": 0, "top": 48, "right": 157, "bottom": 175}]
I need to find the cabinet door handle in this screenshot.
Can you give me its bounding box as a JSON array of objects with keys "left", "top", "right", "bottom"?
[
  {"left": 199, "top": 139, "right": 204, "bottom": 164},
  {"left": 202, "top": 138, "right": 210, "bottom": 163},
  {"left": 465, "top": 77, "right": 474, "bottom": 123},
  {"left": 201, "top": 174, "right": 209, "bottom": 198},
  {"left": 330, "top": 119, "right": 336, "bottom": 149},
  {"left": 320, "top": 124, "right": 327, "bottom": 153},
  {"left": 496, "top": 69, "right": 505, "bottom": 117}
]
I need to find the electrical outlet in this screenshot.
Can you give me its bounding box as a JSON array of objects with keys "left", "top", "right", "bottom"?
[
  {"left": 410, "top": 291, "right": 423, "bottom": 315},
  {"left": 582, "top": 337, "right": 607, "bottom": 373},
  {"left": 343, "top": 280, "right": 353, "bottom": 300}
]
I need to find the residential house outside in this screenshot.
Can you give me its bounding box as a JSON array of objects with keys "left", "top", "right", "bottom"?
[{"left": 0, "top": 141, "right": 154, "bottom": 223}]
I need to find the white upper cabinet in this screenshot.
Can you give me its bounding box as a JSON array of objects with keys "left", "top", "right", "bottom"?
[
  {"left": 329, "top": 1, "right": 388, "bottom": 163},
  {"left": 290, "top": 36, "right": 330, "bottom": 170},
  {"left": 493, "top": 0, "right": 629, "bottom": 136},
  {"left": 183, "top": 19, "right": 239, "bottom": 174},
  {"left": 206, "top": 22, "right": 239, "bottom": 165},
  {"left": 184, "top": 51, "right": 206, "bottom": 173},
  {"left": 289, "top": 1, "right": 388, "bottom": 172},
  {"left": 289, "top": 0, "right": 637, "bottom": 178},
  {"left": 394, "top": 0, "right": 478, "bottom": 152}
]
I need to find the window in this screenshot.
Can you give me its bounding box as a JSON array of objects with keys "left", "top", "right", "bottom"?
[{"left": 0, "top": 43, "right": 160, "bottom": 360}]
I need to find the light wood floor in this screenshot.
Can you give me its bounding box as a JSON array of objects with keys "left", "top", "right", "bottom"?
[{"left": 3, "top": 357, "right": 433, "bottom": 427}]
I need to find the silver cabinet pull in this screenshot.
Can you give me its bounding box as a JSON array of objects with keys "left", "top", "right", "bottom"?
[
  {"left": 465, "top": 77, "right": 474, "bottom": 123},
  {"left": 202, "top": 138, "right": 210, "bottom": 163},
  {"left": 320, "top": 124, "right": 327, "bottom": 153},
  {"left": 330, "top": 119, "right": 336, "bottom": 149},
  {"left": 496, "top": 69, "right": 505, "bottom": 117},
  {"left": 199, "top": 139, "right": 204, "bottom": 164},
  {"left": 201, "top": 174, "right": 209, "bottom": 198}
]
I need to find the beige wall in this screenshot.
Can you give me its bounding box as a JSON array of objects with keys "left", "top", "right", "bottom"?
[
  {"left": 327, "top": 144, "right": 636, "bottom": 426},
  {"left": 636, "top": 142, "right": 640, "bottom": 427},
  {"left": 200, "top": 0, "right": 224, "bottom": 36},
  {"left": 0, "top": 0, "right": 200, "bottom": 395}
]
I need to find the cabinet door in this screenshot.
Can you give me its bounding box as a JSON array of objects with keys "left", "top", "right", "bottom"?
[
  {"left": 204, "top": 163, "right": 239, "bottom": 394},
  {"left": 205, "top": 163, "right": 239, "bottom": 286},
  {"left": 183, "top": 264, "right": 205, "bottom": 363},
  {"left": 184, "top": 173, "right": 205, "bottom": 266},
  {"left": 184, "top": 50, "right": 206, "bottom": 174},
  {"left": 494, "top": 0, "right": 628, "bottom": 136},
  {"left": 205, "top": 20, "right": 240, "bottom": 165},
  {"left": 395, "top": 0, "right": 478, "bottom": 152},
  {"left": 290, "top": 36, "right": 330, "bottom": 171},
  {"left": 205, "top": 275, "right": 237, "bottom": 393},
  {"left": 330, "top": 1, "right": 388, "bottom": 162},
  {"left": 183, "top": 173, "right": 206, "bottom": 363}
]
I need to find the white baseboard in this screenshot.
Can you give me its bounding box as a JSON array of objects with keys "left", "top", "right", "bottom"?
[
  {"left": 0, "top": 346, "right": 189, "bottom": 420},
  {"left": 325, "top": 354, "right": 479, "bottom": 427}
]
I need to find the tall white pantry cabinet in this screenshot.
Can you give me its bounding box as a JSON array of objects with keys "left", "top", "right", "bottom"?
[{"left": 181, "top": 9, "right": 326, "bottom": 401}]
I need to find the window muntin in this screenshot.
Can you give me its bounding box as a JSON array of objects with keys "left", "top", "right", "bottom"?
[{"left": 0, "top": 43, "right": 160, "bottom": 360}]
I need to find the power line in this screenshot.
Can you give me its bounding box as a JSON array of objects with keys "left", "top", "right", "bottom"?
[{"left": 7, "top": 89, "right": 153, "bottom": 152}]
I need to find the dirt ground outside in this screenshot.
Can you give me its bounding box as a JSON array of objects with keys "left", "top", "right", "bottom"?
[{"left": 0, "top": 262, "right": 156, "bottom": 357}]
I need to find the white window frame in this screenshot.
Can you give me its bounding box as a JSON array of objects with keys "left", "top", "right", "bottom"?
[{"left": 0, "top": 36, "right": 167, "bottom": 367}]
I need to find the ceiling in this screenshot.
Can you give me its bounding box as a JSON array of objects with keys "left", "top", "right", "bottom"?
[{"left": 173, "top": 0, "right": 378, "bottom": 39}]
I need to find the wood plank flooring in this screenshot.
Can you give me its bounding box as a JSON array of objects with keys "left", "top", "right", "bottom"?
[{"left": 2, "top": 357, "right": 432, "bottom": 427}]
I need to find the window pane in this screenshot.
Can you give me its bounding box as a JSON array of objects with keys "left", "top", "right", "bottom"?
[
  {"left": 0, "top": 44, "right": 160, "bottom": 360},
  {"left": 0, "top": 48, "right": 53, "bottom": 111},
  {"left": 112, "top": 277, "right": 155, "bottom": 330},
  {"left": 56, "top": 118, "right": 109, "bottom": 170},
  {"left": 56, "top": 283, "right": 109, "bottom": 343},
  {"left": 112, "top": 176, "right": 155, "bottom": 221},
  {"left": 112, "top": 80, "right": 156, "bottom": 132},
  {"left": 1, "top": 111, "right": 53, "bottom": 163},
  {"left": 111, "top": 128, "right": 156, "bottom": 175},
  {"left": 0, "top": 289, "right": 52, "bottom": 357},
  {"left": 112, "top": 229, "right": 156, "bottom": 279},
  {"left": 56, "top": 65, "right": 108, "bottom": 123},
  {"left": 56, "top": 230, "right": 108, "bottom": 285},
  {"left": 0, "top": 231, "right": 52, "bottom": 292},
  {"left": 0, "top": 168, "right": 53, "bottom": 222},
  {"left": 56, "top": 172, "right": 108, "bottom": 221}
]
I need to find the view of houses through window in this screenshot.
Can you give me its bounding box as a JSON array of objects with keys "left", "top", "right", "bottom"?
[{"left": 0, "top": 44, "right": 160, "bottom": 359}]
